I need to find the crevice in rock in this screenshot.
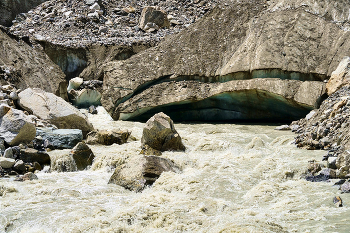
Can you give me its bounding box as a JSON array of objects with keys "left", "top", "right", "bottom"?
[{"left": 119, "top": 89, "right": 314, "bottom": 122}]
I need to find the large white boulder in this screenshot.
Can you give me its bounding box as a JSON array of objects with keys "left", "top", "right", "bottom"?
[{"left": 18, "top": 88, "right": 93, "bottom": 136}]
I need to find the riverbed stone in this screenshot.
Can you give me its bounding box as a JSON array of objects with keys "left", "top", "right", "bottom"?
[
  {"left": 3, "top": 148, "right": 14, "bottom": 159},
  {"left": 19, "top": 148, "right": 50, "bottom": 166},
  {"left": 70, "top": 142, "right": 94, "bottom": 170},
  {"left": 13, "top": 160, "right": 26, "bottom": 174},
  {"left": 0, "top": 157, "right": 15, "bottom": 169},
  {"left": 141, "top": 112, "right": 185, "bottom": 152},
  {"left": 18, "top": 88, "right": 93, "bottom": 136},
  {"left": 36, "top": 127, "right": 83, "bottom": 149},
  {"left": 139, "top": 7, "right": 170, "bottom": 31},
  {"left": 86, "top": 130, "right": 130, "bottom": 145},
  {"left": 108, "top": 155, "right": 180, "bottom": 192}
]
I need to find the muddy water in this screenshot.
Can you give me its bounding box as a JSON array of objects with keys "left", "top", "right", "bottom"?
[{"left": 0, "top": 107, "right": 349, "bottom": 232}]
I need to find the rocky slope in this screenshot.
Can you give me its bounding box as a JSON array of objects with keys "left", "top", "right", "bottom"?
[
  {"left": 101, "top": 0, "right": 350, "bottom": 121},
  {"left": 0, "top": 28, "right": 66, "bottom": 98}
]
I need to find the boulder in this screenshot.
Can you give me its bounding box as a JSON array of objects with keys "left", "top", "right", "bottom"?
[
  {"left": 69, "top": 88, "right": 102, "bottom": 108},
  {"left": 19, "top": 148, "right": 50, "bottom": 166},
  {"left": 141, "top": 112, "right": 185, "bottom": 152},
  {"left": 3, "top": 148, "right": 14, "bottom": 159},
  {"left": 326, "top": 57, "right": 350, "bottom": 95},
  {"left": 67, "top": 77, "right": 84, "bottom": 92},
  {"left": 0, "top": 157, "right": 15, "bottom": 169},
  {"left": 86, "top": 130, "right": 130, "bottom": 145},
  {"left": 48, "top": 149, "right": 77, "bottom": 172},
  {"left": 0, "top": 29, "right": 66, "bottom": 99},
  {"left": 13, "top": 160, "right": 26, "bottom": 174},
  {"left": 69, "top": 142, "right": 94, "bottom": 170},
  {"left": 108, "top": 155, "right": 180, "bottom": 192},
  {"left": 139, "top": 7, "right": 170, "bottom": 31},
  {"left": 18, "top": 88, "right": 93, "bottom": 136},
  {"left": 36, "top": 127, "right": 83, "bottom": 149},
  {"left": 102, "top": 0, "right": 350, "bottom": 122},
  {"left": 0, "top": 107, "right": 36, "bottom": 146}
]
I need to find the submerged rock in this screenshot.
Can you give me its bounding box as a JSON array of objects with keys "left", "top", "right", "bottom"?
[
  {"left": 333, "top": 196, "right": 343, "bottom": 207},
  {"left": 18, "top": 88, "right": 93, "bottom": 136},
  {"left": 108, "top": 155, "right": 180, "bottom": 192},
  {"left": 141, "top": 112, "right": 185, "bottom": 153},
  {"left": 15, "top": 172, "right": 38, "bottom": 181}
]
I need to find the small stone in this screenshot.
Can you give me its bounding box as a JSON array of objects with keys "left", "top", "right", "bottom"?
[
  {"left": 333, "top": 196, "right": 343, "bottom": 207},
  {"left": 0, "top": 157, "right": 15, "bottom": 169},
  {"left": 89, "top": 3, "right": 100, "bottom": 11},
  {"left": 88, "top": 105, "right": 98, "bottom": 114},
  {"left": 9, "top": 92, "right": 18, "bottom": 100},
  {"left": 13, "top": 160, "right": 26, "bottom": 173}
]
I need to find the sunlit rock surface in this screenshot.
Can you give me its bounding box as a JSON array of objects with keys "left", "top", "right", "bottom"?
[{"left": 102, "top": 0, "right": 350, "bottom": 122}]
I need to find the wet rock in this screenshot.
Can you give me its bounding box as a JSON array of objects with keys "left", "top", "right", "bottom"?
[
  {"left": 3, "top": 148, "right": 14, "bottom": 159},
  {"left": 0, "top": 157, "right": 15, "bottom": 169},
  {"left": 274, "top": 125, "right": 291, "bottom": 131},
  {"left": 15, "top": 172, "right": 38, "bottom": 181},
  {"left": 307, "top": 161, "right": 322, "bottom": 175},
  {"left": 341, "top": 180, "right": 350, "bottom": 193},
  {"left": 86, "top": 129, "right": 130, "bottom": 145},
  {"left": 19, "top": 148, "right": 50, "bottom": 166},
  {"left": 49, "top": 149, "right": 77, "bottom": 172},
  {"left": 0, "top": 106, "right": 36, "bottom": 146},
  {"left": 88, "top": 105, "right": 98, "bottom": 114},
  {"left": 18, "top": 88, "right": 93, "bottom": 136},
  {"left": 333, "top": 196, "right": 343, "bottom": 207},
  {"left": 141, "top": 112, "right": 185, "bottom": 152},
  {"left": 13, "top": 160, "right": 26, "bottom": 174},
  {"left": 108, "top": 155, "right": 180, "bottom": 192},
  {"left": 328, "top": 156, "right": 337, "bottom": 169},
  {"left": 140, "top": 144, "right": 162, "bottom": 156},
  {"left": 36, "top": 127, "right": 83, "bottom": 149},
  {"left": 70, "top": 142, "right": 94, "bottom": 170}
]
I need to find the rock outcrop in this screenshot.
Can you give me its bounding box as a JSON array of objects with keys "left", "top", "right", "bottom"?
[
  {"left": 101, "top": 0, "right": 350, "bottom": 122},
  {"left": 141, "top": 112, "right": 185, "bottom": 153},
  {"left": 108, "top": 155, "right": 180, "bottom": 192},
  {"left": 326, "top": 57, "right": 350, "bottom": 96},
  {"left": 18, "top": 88, "right": 94, "bottom": 136},
  {"left": 0, "top": 29, "right": 67, "bottom": 98}
]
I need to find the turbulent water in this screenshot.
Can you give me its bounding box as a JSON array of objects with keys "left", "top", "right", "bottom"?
[{"left": 1, "top": 107, "right": 349, "bottom": 232}]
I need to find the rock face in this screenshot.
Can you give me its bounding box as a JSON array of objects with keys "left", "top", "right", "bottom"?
[
  {"left": 141, "top": 112, "right": 185, "bottom": 152},
  {"left": 0, "top": 0, "right": 48, "bottom": 26},
  {"left": 18, "top": 88, "right": 94, "bottom": 136},
  {"left": 108, "top": 155, "right": 180, "bottom": 192},
  {"left": 101, "top": 0, "right": 350, "bottom": 122},
  {"left": 0, "top": 29, "right": 66, "bottom": 98},
  {"left": 69, "top": 142, "right": 94, "bottom": 170},
  {"left": 326, "top": 57, "right": 350, "bottom": 96},
  {"left": 0, "top": 106, "right": 36, "bottom": 146},
  {"left": 86, "top": 130, "right": 130, "bottom": 145}
]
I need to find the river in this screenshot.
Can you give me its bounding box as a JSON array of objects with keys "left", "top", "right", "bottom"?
[{"left": 0, "top": 107, "right": 349, "bottom": 232}]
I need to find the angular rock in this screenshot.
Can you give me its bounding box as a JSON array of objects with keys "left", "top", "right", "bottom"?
[
  {"left": 18, "top": 88, "right": 94, "bottom": 136},
  {"left": 139, "top": 7, "right": 170, "bottom": 31},
  {"left": 341, "top": 180, "right": 350, "bottom": 193},
  {"left": 67, "top": 77, "right": 83, "bottom": 92},
  {"left": 3, "top": 148, "right": 14, "bottom": 159},
  {"left": 86, "top": 130, "right": 130, "bottom": 145},
  {"left": 108, "top": 155, "right": 180, "bottom": 192},
  {"left": 19, "top": 148, "right": 50, "bottom": 166},
  {"left": 69, "top": 142, "right": 94, "bottom": 170},
  {"left": 0, "top": 107, "right": 36, "bottom": 146},
  {"left": 48, "top": 149, "right": 77, "bottom": 172},
  {"left": 326, "top": 57, "right": 350, "bottom": 95},
  {"left": 88, "top": 105, "right": 98, "bottom": 114},
  {"left": 13, "top": 160, "right": 26, "bottom": 174},
  {"left": 36, "top": 127, "right": 83, "bottom": 149},
  {"left": 141, "top": 112, "right": 185, "bottom": 152},
  {"left": 0, "top": 157, "right": 15, "bottom": 169},
  {"left": 333, "top": 196, "right": 343, "bottom": 207}
]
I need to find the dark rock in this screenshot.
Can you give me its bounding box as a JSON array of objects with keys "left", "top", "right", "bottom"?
[
  {"left": 13, "top": 160, "right": 26, "bottom": 174},
  {"left": 88, "top": 105, "right": 98, "bottom": 114},
  {"left": 36, "top": 127, "right": 83, "bottom": 149},
  {"left": 108, "top": 155, "right": 180, "bottom": 192},
  {"left": 70, "top": 142, "right": 94, "bottom": 170},
  {"left": 141, "top": 112, "right": 185, "bottom": 152},
  {"left": 19, "top": 148, "right": 50, "bottom": 166},
  {"left": 333, "top": 196, "right": 343, "bottom": 207}
]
